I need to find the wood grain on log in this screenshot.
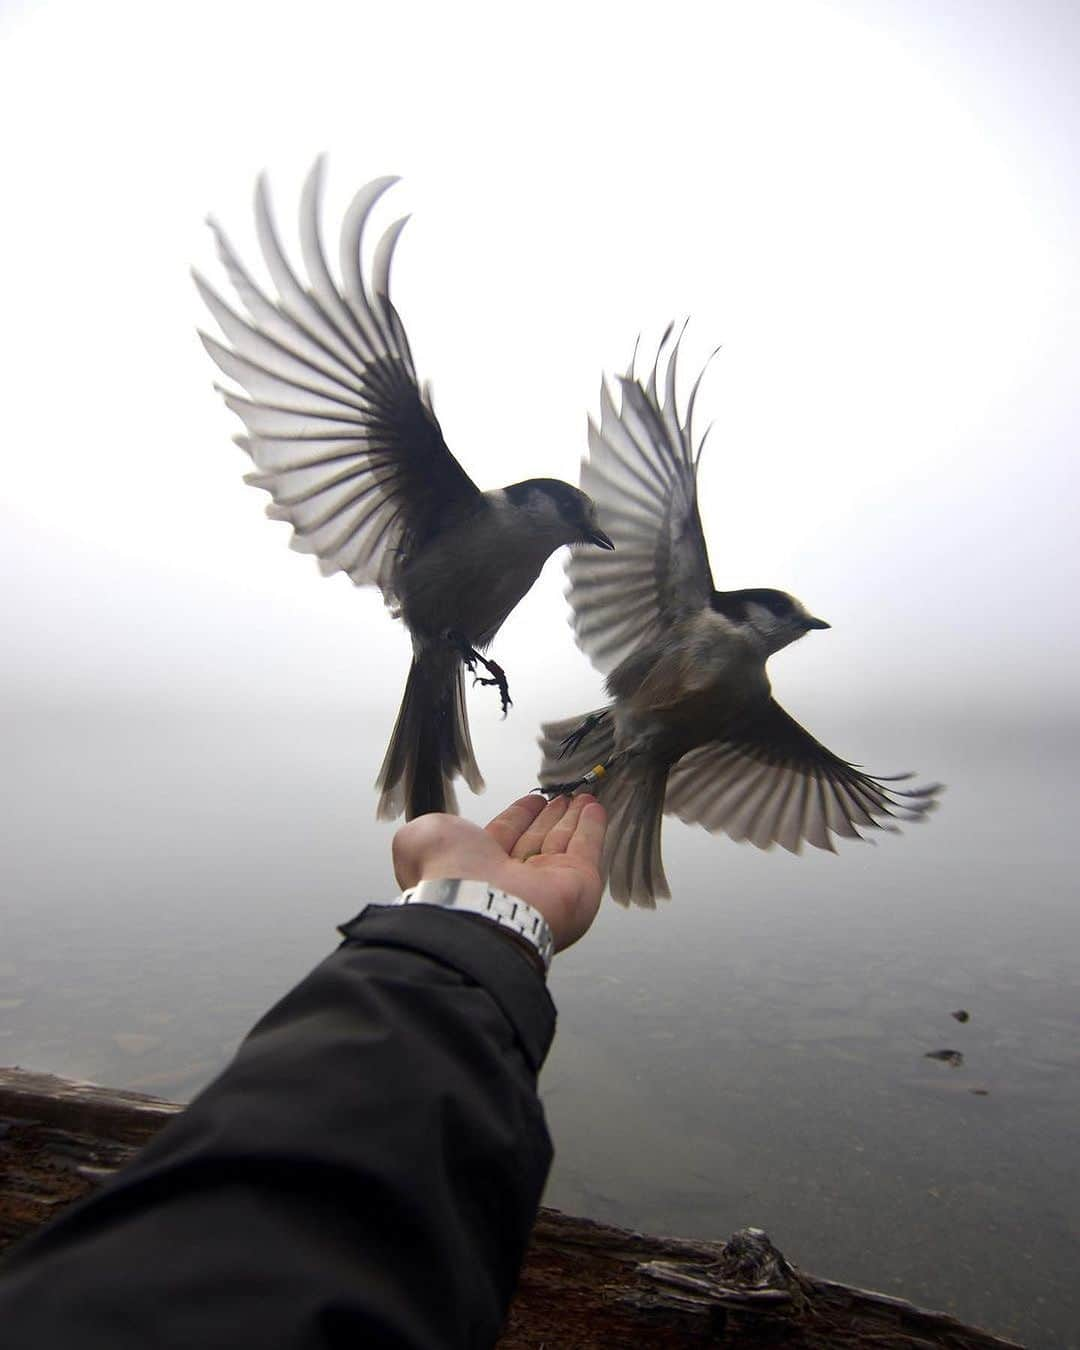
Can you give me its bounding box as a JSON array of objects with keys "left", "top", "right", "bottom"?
[{"left": 0, "top": 1067, "right": 1023, "bottom": 1348}]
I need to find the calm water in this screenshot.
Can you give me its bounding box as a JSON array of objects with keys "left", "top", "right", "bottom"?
[{"left": 2, "top": 694, "right": 1077, "bottom": 1348}]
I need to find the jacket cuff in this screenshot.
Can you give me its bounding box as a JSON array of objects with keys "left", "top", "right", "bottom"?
[{"left": 338, "top": 904, "right": 557, "bottom": 1072}]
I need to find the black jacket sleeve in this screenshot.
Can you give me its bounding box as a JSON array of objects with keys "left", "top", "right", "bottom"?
[{"left": 0, "top": 904, "right": 557, "bottom": 1350}]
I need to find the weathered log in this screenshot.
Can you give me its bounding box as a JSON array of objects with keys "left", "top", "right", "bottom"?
[{"left": 0, "top": 1067, "right": 1022, "bottom": 1348}]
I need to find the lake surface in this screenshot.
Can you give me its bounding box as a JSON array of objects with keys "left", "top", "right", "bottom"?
[{"left": 3, "top": 694, "right": 1077, "bottom": 1348}]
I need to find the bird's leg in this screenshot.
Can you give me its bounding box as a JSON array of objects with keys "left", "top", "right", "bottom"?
[
  {"left": 444, "top": 631, "right": 512, "bottom": 717},
  {"left": 559, "top": 710, "right": 609, "bottom": 759},
  {"left": 540, "top": 751, "right": 624, "bottom": 799}
]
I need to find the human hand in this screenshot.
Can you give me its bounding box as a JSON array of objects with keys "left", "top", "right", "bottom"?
[{"left": 391, "top": 794, "right": 607, "bottom": 954}]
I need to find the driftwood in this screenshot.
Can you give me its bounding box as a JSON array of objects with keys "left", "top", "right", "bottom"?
[{"left": 0, "top": 1067, "right": 1022, "bottom": 1348}]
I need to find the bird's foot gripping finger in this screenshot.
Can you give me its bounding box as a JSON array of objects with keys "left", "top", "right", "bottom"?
[
  {"left": 539, "top": 762, "right": 611, "bottom": 798},
  {"left": 559, "top": 711, "right": 609, "bottom": 759}
]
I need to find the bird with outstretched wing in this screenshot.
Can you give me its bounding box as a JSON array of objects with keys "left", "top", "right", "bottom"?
[
  {"left": 197, "top": 161, "right": 613, "bottom": 820},
  {"left": 539, "top": 326, "right": 941, "bottom": 905}
]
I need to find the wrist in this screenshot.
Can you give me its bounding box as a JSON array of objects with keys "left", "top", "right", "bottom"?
[
  {"left": 394, "top": 878, "right": 555, "bottom": 975},
  {"left": 419, "top": 864, "right": 560, "bottom": 947}
]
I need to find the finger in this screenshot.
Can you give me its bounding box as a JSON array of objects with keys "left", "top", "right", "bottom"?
[
  {"left": 539, "top": 792, "right": 594, "bottom": 854},
  {"left": 510, "top": 793, "right": 569, "bottom": 861},
  {"left": 565, "top": 800, "right": 608, "bottom": 872},
  {"left": 484, "top": 794, "right": 547, "bottom": 855}
]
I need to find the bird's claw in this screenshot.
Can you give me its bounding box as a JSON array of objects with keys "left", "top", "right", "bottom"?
[
  {"left": 559, "top": 711, "right": 608, "bottom": 759},
  {"left": 445, "top": 631, "right": 512, "bottom": 718},
  {"left": 472, "top": 669, "right": 512, "bottom": 718}
]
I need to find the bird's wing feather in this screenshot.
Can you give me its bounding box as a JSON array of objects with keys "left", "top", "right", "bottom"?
[
  {"left": 664, "top": 698, "right": 942, "bottom": 853},
  {"left": 566, "top": 325, "right": 715, "bottom": 675},
  {"left": 195, "top": 158, "right": 479, "bottom": 595}
]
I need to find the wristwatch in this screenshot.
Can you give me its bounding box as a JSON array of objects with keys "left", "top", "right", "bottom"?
[{"left": 388, "top": 878, "right": 555, "bottom": 975}]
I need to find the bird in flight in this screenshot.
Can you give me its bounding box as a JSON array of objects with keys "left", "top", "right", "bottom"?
[
  {"left": 539, "top": 326, "right": 941, "bottom": 906},
  {"left": 195, "top": 160, "right": 613, "bottom": 821}
]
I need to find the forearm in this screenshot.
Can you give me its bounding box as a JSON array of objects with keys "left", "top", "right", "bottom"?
[{"left": 0, "top": 906, "right": 556, "bottom": 1350}]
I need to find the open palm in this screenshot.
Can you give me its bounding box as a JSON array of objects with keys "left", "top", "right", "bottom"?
[{"left": 392, "top": 794, "right": 607, "bottom": 953}]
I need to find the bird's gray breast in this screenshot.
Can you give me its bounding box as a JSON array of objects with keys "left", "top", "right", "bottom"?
[
  {"left": 611, "top": 609, "right": 771, "bottom": 758},
  {"left": 397, "top": 511, "right": 547, "bottom": 647}
]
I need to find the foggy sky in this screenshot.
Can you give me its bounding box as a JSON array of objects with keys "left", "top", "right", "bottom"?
[{"left": 2, "top": 0, "right": 1078, "bottom": 799}]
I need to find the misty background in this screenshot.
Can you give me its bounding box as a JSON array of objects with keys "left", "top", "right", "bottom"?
[{"left": 2, "top": 2, "right": 1078, "bottom": 1345}]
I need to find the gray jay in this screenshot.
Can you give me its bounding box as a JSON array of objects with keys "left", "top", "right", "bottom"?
[
  {"left": 539, "top": 327, "right": 941, "bottom": 906},
  {"left": 195, "top": 161, "right": 613, "bottom": 821}
]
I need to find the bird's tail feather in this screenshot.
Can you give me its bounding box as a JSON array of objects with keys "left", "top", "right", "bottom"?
[
  {"left": 377, "top": 657, "right": 484, "bottom": 821},
  {"left": 600, "top": 761, "right": 670, "bottom": 908}
]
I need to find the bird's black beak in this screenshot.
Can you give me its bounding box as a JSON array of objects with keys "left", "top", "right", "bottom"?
[
  {"left": 803, "top": 616, "right": 830, "bottom": 630},
  {"left": 585, "top": 528, "right": 615, "bottom": 550}
]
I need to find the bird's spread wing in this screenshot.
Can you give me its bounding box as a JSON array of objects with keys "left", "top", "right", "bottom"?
[
  {"left": 663, "top": 699, "right": 942, "bottom": 853},
  {"left": 566, "top": 325, "right": 715, "bottom": 675},
  {"left": 195, "top": 159, "right": 480, "bottom": 595}
]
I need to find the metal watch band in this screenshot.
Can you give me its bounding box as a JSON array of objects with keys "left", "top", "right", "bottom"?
[{"left": 391, "top": 878, "right": 555, "bottom": 974}]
